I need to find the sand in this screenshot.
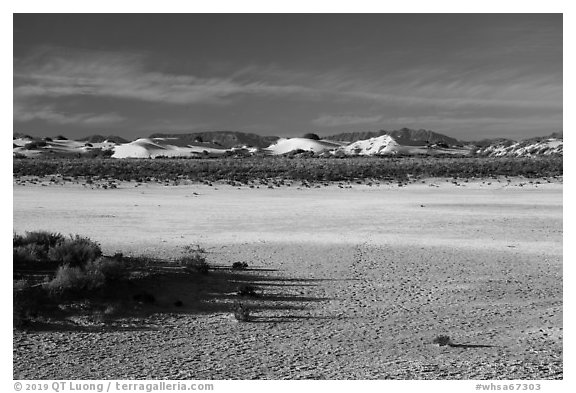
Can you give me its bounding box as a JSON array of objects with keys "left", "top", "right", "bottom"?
[{"left": 12, "top": 179, "right": 562, "bottom": 379}]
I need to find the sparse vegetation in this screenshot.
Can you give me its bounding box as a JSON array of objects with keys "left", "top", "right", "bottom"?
[
  {"left": 183, "top": 244, "right": 206, "bottom": 254},
  {"left": 13, "top": 156, "right": 562, "bottom": 183},
  {"left": 237, "top": 284, "right": 259, "bottom": 298},
  {"left": 232, "top": 261, "right": 249, "bottom": 270},
  {"left": 14, "top": 230, "right": 64, "bottom": 249},
  {"left": 233, "top": 302, "right": 251, "bottom": 322},
  {"left": 47, "top": 235, "right": 102, "bottom": 267},
  {"left": 13, "top": 232, "right": 122, "bottom": 327},
  {"left": 44, "top": 265, "right": 106, "bottom": 296},
  {"left": 179, "top": 252, "right": 210, "bottom": 274},
  {"left": 13, "top": 231, "right": 267, "bottom": 330},
  {"left": 432, "top": 335, "right": 453, "bottom": 346}
]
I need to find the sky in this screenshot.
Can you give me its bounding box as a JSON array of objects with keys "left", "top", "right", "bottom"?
[{"left": 13, "top": 13, "right": 562, "bottom": 141}]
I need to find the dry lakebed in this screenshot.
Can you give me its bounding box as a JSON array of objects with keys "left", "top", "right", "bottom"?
[{"left": 13, "top": 177, "right": 562, "bottom": 379}]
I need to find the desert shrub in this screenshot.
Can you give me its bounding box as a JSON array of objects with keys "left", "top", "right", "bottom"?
[
  {"left": 13, "top": 156, "right": 563, "bottom": 183},
  {"left": 179, "top": 252, "right": 209, "bottom": 274},
  {"left": 47, "top": 235, "right": 102, "bottom": 267},
  {"left": 232, "top": 261, "right": 248, "bottom": 270},
  {"left": 44, "top": 137, "right": 53, "bottom": 142},
  {"left": 183, "top": 244, "right": 206, "bottom": 254},
  {"left": 55, "top": 135, "right": 68, "bottom": 140},
  {"left": 44, "top": 265, "right": 105, "bottom": 296},
  {"left": 432, "top": 335, "right": 453, "bottom": 346},
  {"left": 233, "top": 302, "right": 251, "bottom": 322},
  {"left": 13, "top": 244, "right": 47, "bottom": 265},
  {"left": 85, "top": 257, "right": 126, "bottom": 281},
  {"left": 237, "top": 284, "right": 258, "bottom": 298},
  {"left": 14, "top": 231, "right": 64, "bottom": 250}
]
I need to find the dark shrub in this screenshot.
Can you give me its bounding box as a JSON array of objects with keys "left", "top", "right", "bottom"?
[
  {"left": 13, "top": 244, "right": 47, "bottom": 265},
  {"left": 232, "top": 261, "right": 249, "bottom": 270},
  {"left": 183, "top": 244, "right": 206, "bottom": 254},
  {"left": 14, "top": 231, "right": 64, "bottom": 250},
  {"left": 47, "top": 235, "right": 102, "bottom": 267},
  {"left": 432, "top": 335, "right": 453, "bottom": 346},
  {"left": 44, "top": 265, "right": 105, "bottom": 296},
  {"left": 55, "top": 135, "right": 68, "bottom": 140},
  {"left": 233, "top": 302, "right": 251, "bottom": 322},
  {"left": 237, "top": 284, "right": 258, "bottom": 298},
  {"left": 85, "top": 257, "right": 126, "bottom": 281},
  {"left": 179, "top": 252, "right": 209, "bottom": 274}
]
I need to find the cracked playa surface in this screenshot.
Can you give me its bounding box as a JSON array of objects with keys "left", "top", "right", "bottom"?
[{"left": 13, "top": 179, "right": 562, "bottom": 379}]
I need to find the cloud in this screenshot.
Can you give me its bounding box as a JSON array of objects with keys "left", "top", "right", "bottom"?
[
  {"left": 13, "top": 46, "right": 561, "bottom": 137},
  {"left": 13, "top": 103, "right": 124, "bottom": 126},
  {"left": 13, "top": 48, "right": 316, "bottom": 106},
  {"left": 312, "top": 114, "right": 383, "bottom": 127}
]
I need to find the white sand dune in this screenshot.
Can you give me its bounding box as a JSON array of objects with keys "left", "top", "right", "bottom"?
[
  {"left": 13, "top": 138, "right": 98, "bottom": 157},
  {"left": 341, "top": 134, "right": 401, "bottom": 155},
  {"left": 13, "top": 138, "right": 34, "bottom": 147},
  {"left": 477, "top": 138, "right": 563, "bottom": 157},
  {"left": 264, "top": 137, "right": 342, "bottom": 155},
  {"left": 112, "top": 138, "right": 228, "bottom": 158}
]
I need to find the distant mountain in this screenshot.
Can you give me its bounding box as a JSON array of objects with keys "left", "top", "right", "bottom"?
[
  {"left": 13, "top": 132, "right": 34, "bottom": 140},
  {"left": 467, "top": 138, "right": 516, "bottom": 148},
  {"left": 324, "top": 130, "right": 387, "bottom": 142},
  {"left": 79, "top": 134, "right": 129, "bottom": 144},
  {"left": 148, "top": 131, "right": 279, "bottom": 149},
  {"left": 325, "top": 128, "right": 460, "bottom": 146}
]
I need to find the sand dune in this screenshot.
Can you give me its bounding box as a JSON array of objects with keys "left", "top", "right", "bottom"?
[
  {"left": 341, "top": 134, "right": 401, "bottom": 155},
  {"left": 264, "top": 137, "right": 343, "bottom": 155},
  {"left": 476, "top": 138, "right": 563, "bottom": 157},
  {"left": 112, "top": 138, "right": 228, "bottom": 158},
  {"left": 13, "top": 133, "right": 563, "bottom": 158}
]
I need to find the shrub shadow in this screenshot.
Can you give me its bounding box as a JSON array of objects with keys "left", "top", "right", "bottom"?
[{"left": 15, "top": 258, "right": 335, "bottom": 332}]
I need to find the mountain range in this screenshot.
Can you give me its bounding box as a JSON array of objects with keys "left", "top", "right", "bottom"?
[{"left": 13, "top": 128, "right": 563, "bottom": 158}]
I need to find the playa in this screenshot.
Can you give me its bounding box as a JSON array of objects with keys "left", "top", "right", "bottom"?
[{"left": 13, "top": 179, "right": 563, "bottom": 379}]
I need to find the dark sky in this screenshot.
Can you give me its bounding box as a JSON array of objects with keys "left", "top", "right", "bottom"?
[{"left": 13, "top": 14, "right": 562, "bottom": 140}]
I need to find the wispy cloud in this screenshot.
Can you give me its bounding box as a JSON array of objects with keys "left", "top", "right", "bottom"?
[
  {"left": 13, "top": 102, "right": 124, "bottom": 126},
  {"left": 13, "top": 46, "right": 562, "bottom": 137},
  {"left": 13, "top": 48, "right": 316, "bottom": 106}
]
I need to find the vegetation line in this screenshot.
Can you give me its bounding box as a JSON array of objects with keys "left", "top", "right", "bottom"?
[{"left": 13, "top": 156, "right": 563, "bottom": 183}]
